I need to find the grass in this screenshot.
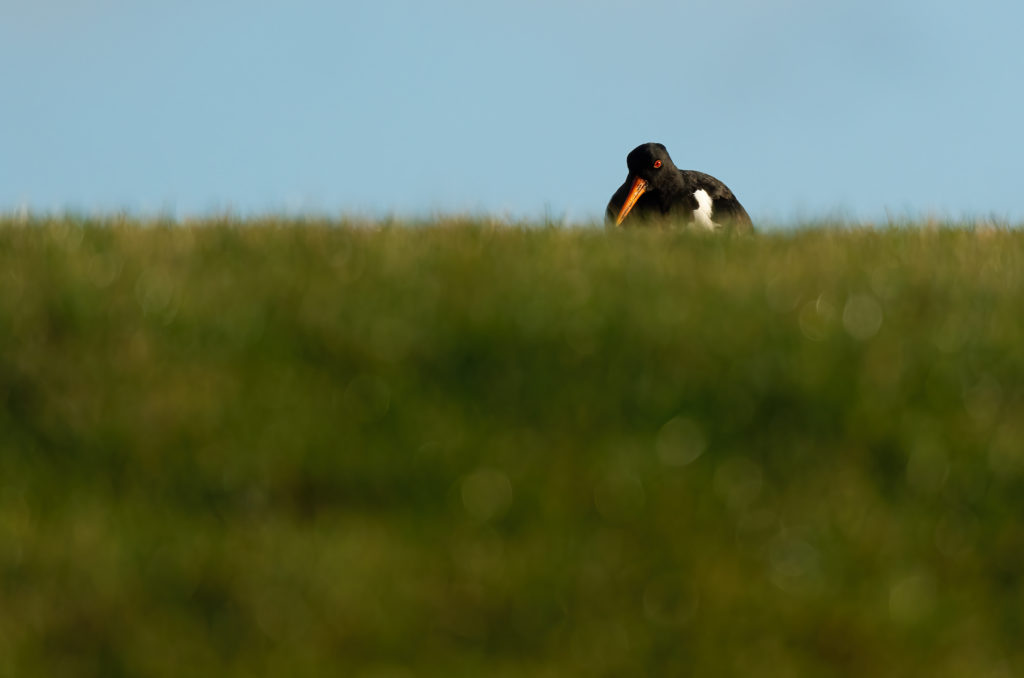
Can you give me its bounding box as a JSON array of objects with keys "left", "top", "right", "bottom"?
[{"left": 2, "top": 215, "right": 1024, "bottom": 677}]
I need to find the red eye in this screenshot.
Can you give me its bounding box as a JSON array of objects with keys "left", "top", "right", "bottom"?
[{"left": 653, "top": 160, "right": 662, "bottom": 169}]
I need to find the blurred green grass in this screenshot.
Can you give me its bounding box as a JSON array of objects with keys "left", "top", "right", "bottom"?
[{"left": 2, "top": 216, "right": 1023, "bottom": 677}]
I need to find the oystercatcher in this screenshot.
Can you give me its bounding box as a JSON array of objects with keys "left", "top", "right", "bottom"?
[{"left": 606, "top": 142, "right": 753, "bottom": 231}]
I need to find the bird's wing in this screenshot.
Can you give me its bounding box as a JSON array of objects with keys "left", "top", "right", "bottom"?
[{"left": 678, "top": 170, "right": 753, "bottom": 230}]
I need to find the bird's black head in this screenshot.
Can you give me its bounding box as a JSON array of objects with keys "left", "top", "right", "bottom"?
[
  {"left": 625, "top": 142, "right": 677, "bottom": 185},
  {"left": 611, "top": 142, "right": 680, "bottom": 226}
]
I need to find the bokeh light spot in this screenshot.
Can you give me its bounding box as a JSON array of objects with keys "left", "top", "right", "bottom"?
[
  {"left": 460, "top": 468, "right": 513, "bottom": 523},
  {"left": 655, "top": 416, "right": 707, "bottom": 467},
  {"left": 842, "top": 293, "right": 883, "bottom": 340}
]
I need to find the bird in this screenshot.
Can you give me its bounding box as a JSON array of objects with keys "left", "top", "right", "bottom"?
[{"left": 606, "top": 142, "right": 753, "bottom": 232}]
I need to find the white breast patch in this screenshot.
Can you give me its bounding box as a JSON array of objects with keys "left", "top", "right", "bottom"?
[{"left": 692, "top": 189, "right": 720, "bottom": 230}]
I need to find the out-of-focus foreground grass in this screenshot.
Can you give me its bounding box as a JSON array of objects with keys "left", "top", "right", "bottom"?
[{"left": 1, "top": 216, "right": 1023, "bottom": 677}]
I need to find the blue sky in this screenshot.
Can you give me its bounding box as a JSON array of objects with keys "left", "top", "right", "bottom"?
[{"left": 3, "top": 0, "right": 1022, "bottom": 224}]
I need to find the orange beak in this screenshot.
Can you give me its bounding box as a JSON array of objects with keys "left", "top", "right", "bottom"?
[{"left": 614, "top": 177, "right": 648, "bottom": 226}]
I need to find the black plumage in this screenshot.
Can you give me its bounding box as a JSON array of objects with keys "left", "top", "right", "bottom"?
[{"left": 606, "top": 142, "right": 753, "bottom": 232}]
